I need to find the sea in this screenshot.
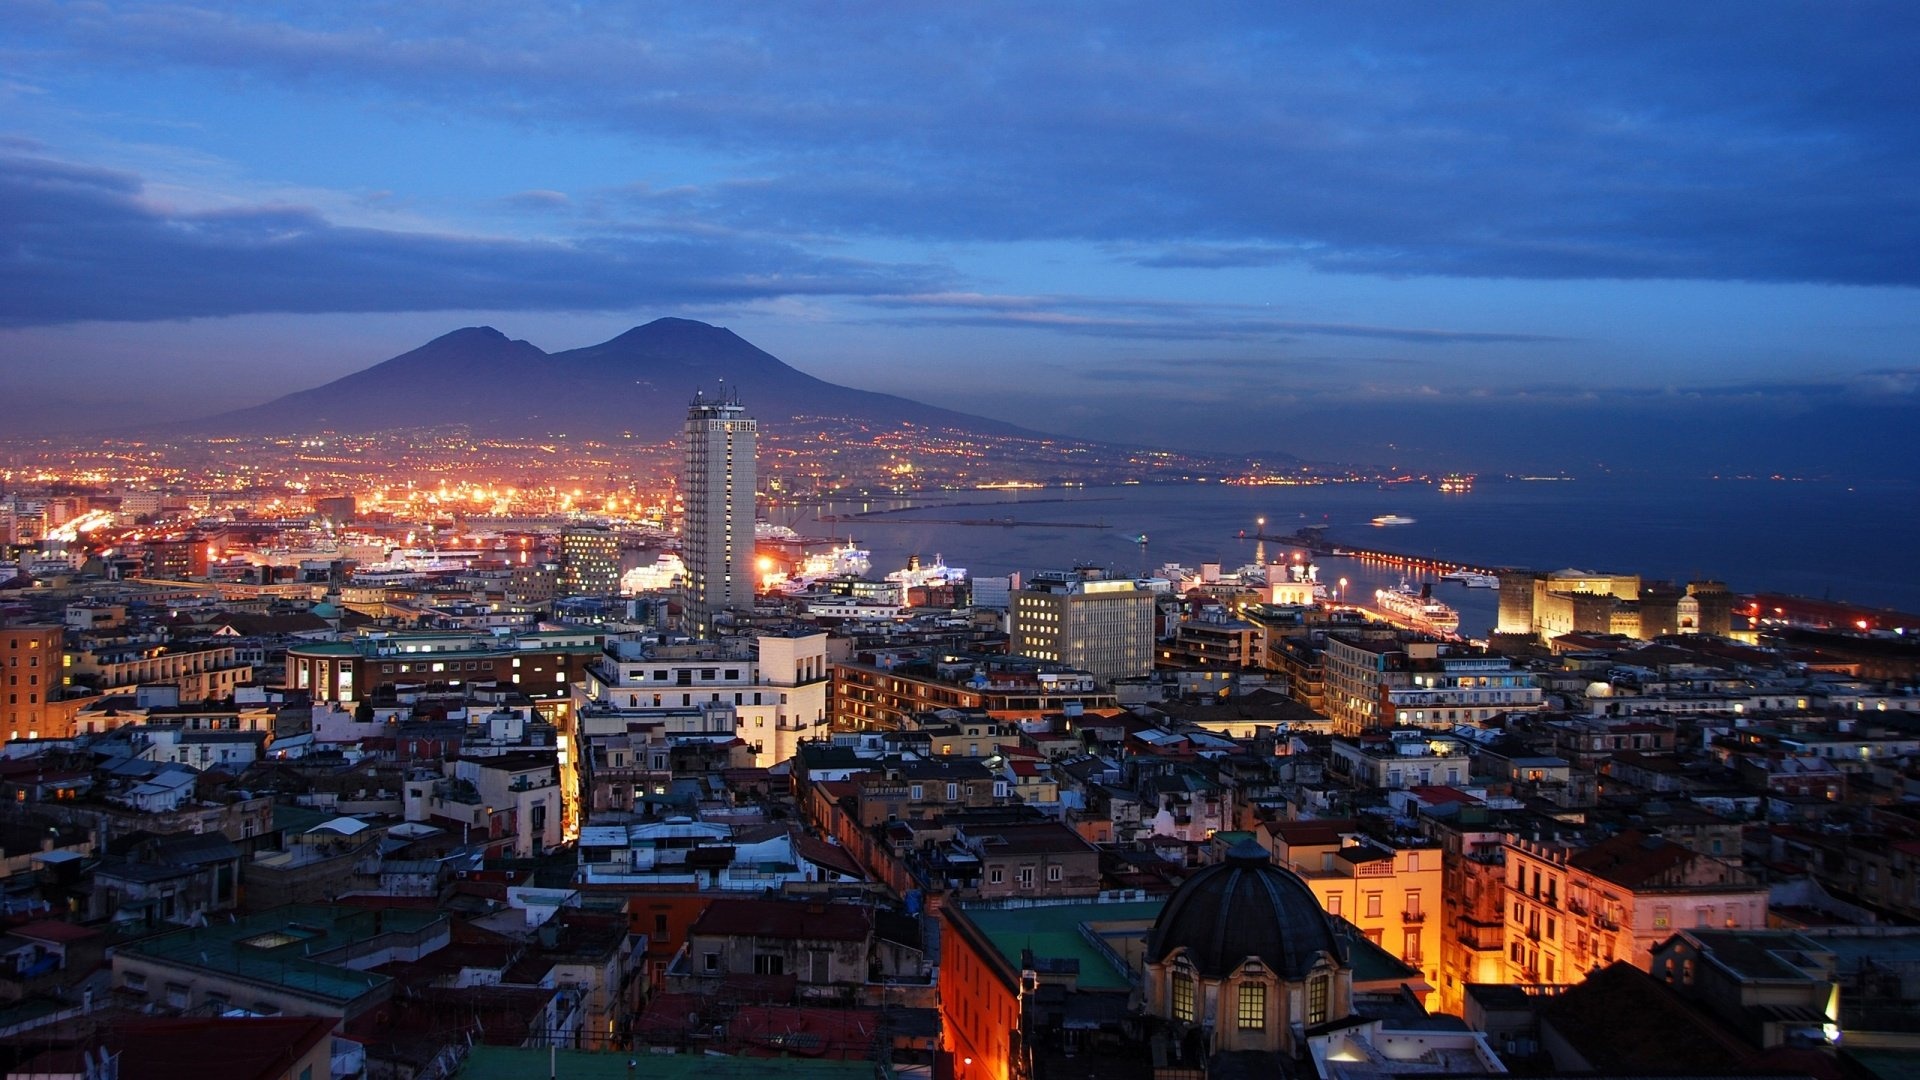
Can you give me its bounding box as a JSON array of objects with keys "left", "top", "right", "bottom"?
[{"left": 778, "top": 476, "right": 1920, "bottom": 637}]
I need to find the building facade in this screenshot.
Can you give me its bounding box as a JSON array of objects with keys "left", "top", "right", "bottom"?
[
  {"left": 1, "top": 625, "right": 63, "bottom": 742},
  {"left": 1010, "top": 570, "right": 1154, "bottom": 685},
  {"left": 682, "top": 395, "right": 756, "bottom": 636},
  {"left": 559, "top": 525, "right": 620, "bottom": 597}
]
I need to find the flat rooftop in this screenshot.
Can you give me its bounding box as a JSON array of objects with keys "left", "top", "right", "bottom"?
[
  {"left": 960, "top": 899, "right": 1165, "bottom": 992},
  {"left": 120, "top": 904, "right": 445, "bottom": 1006}
]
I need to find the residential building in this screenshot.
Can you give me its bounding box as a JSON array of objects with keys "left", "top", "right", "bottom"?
[
  {"left": 1, "top": 625, "right": 63, "bottom": 742},
  {"left": 1327, "top": 731, "right": 1474, "bottom": 790},
  {"left": 1322, "top": 632, "right": 1541, "bottom": 735},
  {"left": 1503, "top": 830, "right": 1768, "bottom": 983},
  {"left": 284, "top": 629, "right": 600, "bottom": 714},
  {"left": 1264, "top": 822, "right": 1445, "bottom": 998},
  {"left": 111, "top": 904, "right": 450, "bottom": 1023},
  {"left": 574, "top": 630, "right": 828, "bottom": 768},
  {"left": 832, "top": 650, "right": 1115, "bottom": 733}
]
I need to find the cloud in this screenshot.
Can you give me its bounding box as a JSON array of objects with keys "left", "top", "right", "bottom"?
[
  {"left": 0, "top": 153, "right": 946, "bottom": 326},
  {"left": 502, "top": 188, "right": 571, "bottom": 210},
  {"left": 858, "top": 290, "right": 1559, "bottom": 344},
  {"left": 1129, "top": 245, "right": 1299, "bottom": 270}
]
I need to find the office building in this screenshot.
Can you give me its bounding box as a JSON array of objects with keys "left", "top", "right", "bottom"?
[
  {"left": 560, "top": 524, "right": 620, "bottom": 597},
  {"left": 682, "top": 393, "right": 756, "bottom": 635},
  {"left": 1009, "top": 568, "right": 1154, "bottom": 685}
]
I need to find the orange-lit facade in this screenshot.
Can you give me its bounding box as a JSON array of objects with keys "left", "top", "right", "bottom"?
[
  {"left": 1263, "top": 822, "right": 1444, "bottom": 1003},
  {"left": 939, "top": 905, "right": 1023, "bottom": 1080},
  {"left": 1, "top": 625, "right": 64, "bottom": 741}
]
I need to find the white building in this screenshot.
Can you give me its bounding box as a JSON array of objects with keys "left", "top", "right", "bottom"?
[{"left": 574, "top": 631, "right": 829, "bottom": 768}]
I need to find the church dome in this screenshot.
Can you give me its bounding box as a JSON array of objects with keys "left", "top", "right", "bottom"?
[{"left": 1148, "top": 839, "right": 1345, "bottom": 979}]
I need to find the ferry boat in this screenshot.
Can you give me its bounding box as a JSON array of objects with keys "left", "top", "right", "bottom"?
[
  {"left": 886, "top": 553, "right": 967, "bottom": 590},
  {"left": 769, "top": 541, "right": 871, "bottom": 594},
  {"left": 1374, "top": 581, "right": 1461, "bottom": 632},
  {"left": 1438, "top": 473, "right": 1476, "bottom": 494},
  {"left": 1441, "top": 570, "right": 1501, "bottom": 589},
  {"left": 1370, "top": 515, "right": 1416, "bottom": 527}
]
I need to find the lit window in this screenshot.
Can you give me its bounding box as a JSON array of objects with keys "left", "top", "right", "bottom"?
[
  {"left": 1308, "top": 974, "right": 1331, "bottom": 1025},
  {"left": 1172, "top": 971, "right": 1195, "bottom": 1022},
  {"left": 1237, "top": 982, "right": 1266, "bottom": 1029}
]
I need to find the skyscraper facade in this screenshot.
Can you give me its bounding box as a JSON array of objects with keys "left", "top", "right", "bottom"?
[{"left": 683, "top": 393, "right": 757, "bottom": 636}]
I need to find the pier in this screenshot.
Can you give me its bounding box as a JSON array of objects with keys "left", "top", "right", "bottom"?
[
  {"left": 822, "top": 514, "right": 1112, "bottom": 529},
  {"left": 1243, "top": 530, "right": 1528, "bottom": 579}
]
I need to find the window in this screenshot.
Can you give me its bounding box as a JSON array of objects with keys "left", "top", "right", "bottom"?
[
  {"left": 910, "top": 785, "right": 924, "bottom": 801},
  {"left": 704, "top": 952, "right": 719, "bottom": 972},
  {"left": 752, "top": 954, "right": 784, "bottom": 976},
  {"left": 1018, "top": 867, "right": 1034, "bottom": 888},
  {"left": 1172, "top": 972, "right": 1196, "bottom": 1022},
  {"left": 1326, "top": 894, "right": 1341, "bottom": 916},
  {"left": 1307, "top": 974, "right": 1331, "bottom": 1025},
  {"left": 1047, "top": 865, "right": 1062, "bottom": 882},
  {"left": 946, "top": 783, "right": 959, "bottom": 801},
  {"left": 1237, "top": 982, "right": 1266, "bottom": 1029},
  {"left": 989, "top": 868, "right": 1004, "bottom": 884},
  {"left": 1366, "top": 892, "right": 1382, "bottom": 918}
]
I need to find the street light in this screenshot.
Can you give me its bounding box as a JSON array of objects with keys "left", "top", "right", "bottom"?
[{"left": 1338, "top": 577, "right": 1348, "bottom": 604}]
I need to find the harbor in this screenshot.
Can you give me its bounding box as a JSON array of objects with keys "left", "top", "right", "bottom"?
[{"left": 1242, "top": 529, "right": 1529, "bottom": 581}]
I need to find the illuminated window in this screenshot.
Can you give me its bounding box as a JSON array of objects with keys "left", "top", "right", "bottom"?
[
  {"left": 1172, "top": 972, "right": 1195, "bottom": 1022},
  {"left": 1308, "top": 974, "right": 1330, "bottom": 1025},
  {"left": 1237, "top": 982, "right": 1266, "bottom": 1029}
]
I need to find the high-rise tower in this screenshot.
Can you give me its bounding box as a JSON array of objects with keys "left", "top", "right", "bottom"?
[{"left": 682, "top": 391, "right": 757, "bottom": 636}]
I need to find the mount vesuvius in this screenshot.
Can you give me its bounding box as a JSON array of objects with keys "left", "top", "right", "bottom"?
[{"left": 191, "top": 318, "right": 1039, "bottom": 442}]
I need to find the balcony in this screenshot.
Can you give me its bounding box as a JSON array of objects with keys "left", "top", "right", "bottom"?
[
  {"left": 1402, "top": 910, "right": 1427, "bottom": 924},
  {"left": 1566, "top": 897, "right": 1588, "bottom": 915}
]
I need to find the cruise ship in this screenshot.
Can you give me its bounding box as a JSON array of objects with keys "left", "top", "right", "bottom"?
[
  {"left": 1438, "top": 473, "right": 1476, "bottom": 494},
  {"left": 1374, "top": 581, "right": 1460, "bottom": 633}
]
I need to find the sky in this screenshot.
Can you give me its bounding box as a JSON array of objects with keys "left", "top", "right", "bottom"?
[{"left": 2, "top": 2, "right": 1916, "bottom": 477}]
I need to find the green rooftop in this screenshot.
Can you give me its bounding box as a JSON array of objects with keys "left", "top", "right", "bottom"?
[
  {"left": 961, "top": 899, "right": 1165, "bottom": 992},
  {"left": 120, "top": 904, "right": 446, "bottom": 1006},
  {"left": 458, "top": 1047, "right": 884, "bottom": 1080}
]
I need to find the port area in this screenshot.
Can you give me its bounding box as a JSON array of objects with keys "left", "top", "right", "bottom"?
[{"left": 1243, "top": 530, "right": 1530, "bottom": 581}]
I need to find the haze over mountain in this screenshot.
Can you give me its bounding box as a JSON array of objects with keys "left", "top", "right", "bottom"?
[{"left": 192, "top": 318, "right": 1043, "bottom": 443}]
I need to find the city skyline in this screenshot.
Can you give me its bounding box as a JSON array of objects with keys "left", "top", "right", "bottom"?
[{"left": 3, "top": 5, "right": 1916, "bottom": 477}]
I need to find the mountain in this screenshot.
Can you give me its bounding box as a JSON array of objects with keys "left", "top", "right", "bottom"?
[{"left": 191, "top": 318, "right": 1036, "bottom": 441}]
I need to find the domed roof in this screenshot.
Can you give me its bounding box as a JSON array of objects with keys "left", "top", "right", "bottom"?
[{"left": 1148, "top": 839, "right": 1345, "bottom": 979}]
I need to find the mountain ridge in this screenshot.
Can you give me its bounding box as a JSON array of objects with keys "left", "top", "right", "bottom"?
[{"left": 188, "top": 318, "right": 1045, "bottom": 443}]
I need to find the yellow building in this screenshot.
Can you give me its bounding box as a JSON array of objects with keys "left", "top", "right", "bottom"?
[{"left": 1261, "top": 820, "right": 1445, "bottom": 1003}]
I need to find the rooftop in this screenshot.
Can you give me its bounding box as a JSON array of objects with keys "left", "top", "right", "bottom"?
[
  {"left": 457, "top": 1046, "right": 878, "bottom": 1080},
  {"left": 961, "top": 899, "right": 1164, "bottom": 992},
  {"left": 119, "top": 904, "right": 446, "bottom": 1006}
]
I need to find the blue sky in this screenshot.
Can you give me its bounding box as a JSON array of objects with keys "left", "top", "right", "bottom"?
[{"left": 2, "top": 2, "right": 1915, "bottom": 474}]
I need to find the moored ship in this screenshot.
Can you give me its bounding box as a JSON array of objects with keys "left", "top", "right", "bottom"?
[{"left": 1374, "top": 580, "right": 1461, "bottom": 632}]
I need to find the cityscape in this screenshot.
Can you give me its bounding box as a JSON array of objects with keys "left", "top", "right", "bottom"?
[{"left": 4, "top": 6, "right": 1919, "bottom": 1080}]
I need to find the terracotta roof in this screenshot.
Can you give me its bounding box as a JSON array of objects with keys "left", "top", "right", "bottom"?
[
  {"left": 792, "top": 833, "right": 866, "bottom": 880},
  {"left": 689, "top": 898, "right": 872, "bottom": 942},
  {"left": 1567, "top": 829, "right": 1698, "bottom": 888},
  {"left": 11, "top": 920, "right": 100, "bottom": 944}
]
